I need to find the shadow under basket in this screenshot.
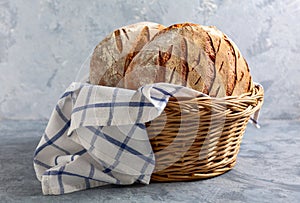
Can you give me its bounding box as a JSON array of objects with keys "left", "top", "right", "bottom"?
[{"left": 146, "top": 84, "right": 264, "bottom": 182}]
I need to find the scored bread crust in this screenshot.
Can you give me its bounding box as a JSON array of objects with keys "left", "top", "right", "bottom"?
[
  {"left": 202, "top": 26, "right": 254, "bottom": 96},
  {"left": 124, "top": 23, "right": 253, "bottom": 97},
  {"left": 89, "top": 22, "right": 165, "bottom": 87}
]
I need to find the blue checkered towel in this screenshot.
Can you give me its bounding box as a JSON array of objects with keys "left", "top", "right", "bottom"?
[{"left": 33, "top": 82, "right": 205, "bottom": 195}]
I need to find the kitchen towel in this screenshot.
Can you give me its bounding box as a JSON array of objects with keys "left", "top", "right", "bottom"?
[{"left": 33, "top": 82, "right": 205, "bottom": 195}]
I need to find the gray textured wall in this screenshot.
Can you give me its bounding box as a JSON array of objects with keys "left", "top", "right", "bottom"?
[{"left": 1, "top": 0, "right": 299, "bottom": 120}]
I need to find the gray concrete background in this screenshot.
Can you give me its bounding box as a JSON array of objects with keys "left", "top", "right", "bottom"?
[{"left": 1, "top": 0, "right": 300, "bottom": 121}]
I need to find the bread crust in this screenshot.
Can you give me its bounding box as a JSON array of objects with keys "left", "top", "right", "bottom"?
[
  {"left": 124, "top": 23, "right": 216, "bottom": 95},
  {"left": 89, "top": 22, "right": 165, "bottom": 87},
  {"left": 202, "top": 26, "right": 253, "bottom": 96},
  {"left": 124, "top": 23, "right": 253, "bottom": 97}
]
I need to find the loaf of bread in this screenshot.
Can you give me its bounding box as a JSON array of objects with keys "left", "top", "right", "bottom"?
[
  {"left": 89, "top": 22, "right": 165, "bottom": 87},
  {"left": 123, "top": 23, "right": 253, "bottom": 97}
]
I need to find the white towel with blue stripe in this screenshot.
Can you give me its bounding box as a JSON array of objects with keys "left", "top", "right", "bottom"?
[{"left": 33, "top": 82, "right": 205, "bottom": 195}]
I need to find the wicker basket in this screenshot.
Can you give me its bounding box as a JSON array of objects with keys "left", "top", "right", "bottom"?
[{"left": 146, "top": 84, "right": 264, "bottom": 182}]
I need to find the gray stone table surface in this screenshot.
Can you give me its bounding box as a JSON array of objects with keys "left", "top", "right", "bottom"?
[{"left": 0, "top": 119, "right": 299, "bottom": 203}]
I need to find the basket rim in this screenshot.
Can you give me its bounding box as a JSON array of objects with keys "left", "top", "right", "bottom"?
[
  {"left": 160, "top": 83, "right": 264, "bottom": 122},
  {"left": 168, "top": 83, "right": 264, "bottom": 103}
]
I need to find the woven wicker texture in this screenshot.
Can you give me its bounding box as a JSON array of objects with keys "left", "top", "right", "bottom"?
[{"left": 146, "top": 84, "right": 264, "bottom": 182}]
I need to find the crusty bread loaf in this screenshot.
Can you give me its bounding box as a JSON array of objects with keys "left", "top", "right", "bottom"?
[
  {"left": 89, "top": 22, "right": 165, "bottom": 87},
  {"left": 123, "top": 23, "right": 253, "bottom": 97}
]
